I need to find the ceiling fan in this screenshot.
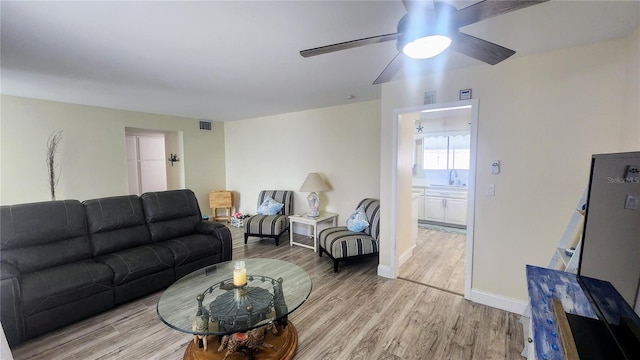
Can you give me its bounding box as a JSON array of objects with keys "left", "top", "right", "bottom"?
[{"left": 300, "top": 0, "right": 549, "bottom": 85}]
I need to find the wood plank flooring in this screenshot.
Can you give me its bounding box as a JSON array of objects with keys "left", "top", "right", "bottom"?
[
  {"left": 398, "top": 227, "right": 466, "bottom": 295},
  {"left": 11, "top": 225, "right": 523, "bottom": 360}
]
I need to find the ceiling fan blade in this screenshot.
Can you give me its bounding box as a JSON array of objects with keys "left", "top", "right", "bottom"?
[
  {"left": 300, "top": 33, "right": 399, "bottom": 58},
  {"left": 373, "top": 53, "right": 404, "bottom": 85},
  {"left": 453, "top": 0, "right": 549, "bottom": 28},
  {"left": 450, "top": 32, "right": 515, "bottom": 65}
]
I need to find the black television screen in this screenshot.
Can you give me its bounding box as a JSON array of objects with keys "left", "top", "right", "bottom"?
[{"left": 577, "top": 151, "right": 640, "bottom": 359}]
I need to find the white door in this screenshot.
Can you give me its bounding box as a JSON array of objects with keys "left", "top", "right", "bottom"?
[
  {"left": 138, "top": 136, "right": 167, "bottom": 193},
  {"left": 126, "top": 135, "right": 167, "bottom": 195},
  {"left": 126, "top": 136, "right": 140, "bottom": 195}
]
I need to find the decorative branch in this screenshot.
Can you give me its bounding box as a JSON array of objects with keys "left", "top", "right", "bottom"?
[{"left": 46, "top": 130, "right": 63, "bottom": 201}]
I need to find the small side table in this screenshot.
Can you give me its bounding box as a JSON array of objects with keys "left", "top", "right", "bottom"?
[
  {"left": 289, "top": 212, "right": 338, "bottom": 252},
  {"left": 209, "top": 190, "right": 233, "bottom": 223}
]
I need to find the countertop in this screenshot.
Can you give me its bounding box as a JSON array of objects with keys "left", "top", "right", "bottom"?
[{"left": 412, "top": 178, "right": 467, "bottom": 189}]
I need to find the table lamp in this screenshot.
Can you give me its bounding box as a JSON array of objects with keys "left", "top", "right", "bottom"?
[{"left": 299, "top": 172, "right": 330, "bottom": 217}]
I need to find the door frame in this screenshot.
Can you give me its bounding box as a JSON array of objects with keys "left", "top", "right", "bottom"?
[{"left": 390, "top": 99, "right": 478, "bottom": 299}]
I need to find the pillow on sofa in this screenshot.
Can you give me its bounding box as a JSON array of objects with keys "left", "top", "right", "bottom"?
[
  {"left": 346, "top": 205, "right": 369, "bottom": 232},
  {"left": 256, "top": 196, "right": 284, "bottom": 215}
]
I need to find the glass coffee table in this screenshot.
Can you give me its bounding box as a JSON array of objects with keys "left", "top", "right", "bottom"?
[{"left": 157, "top": 258, "right": 312, "bottom": 360}]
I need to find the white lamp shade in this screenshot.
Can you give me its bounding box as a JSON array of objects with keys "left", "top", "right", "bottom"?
[{"left": 299, "top": 173, "right": 330, "bottom": 192}]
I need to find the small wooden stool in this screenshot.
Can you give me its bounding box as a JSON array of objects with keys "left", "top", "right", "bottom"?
[{"left": 209, "top": 191, "right": 233, "bottom": 223}]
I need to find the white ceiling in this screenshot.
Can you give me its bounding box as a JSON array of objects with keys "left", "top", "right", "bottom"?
[{"left": 1, "top": 1, "right": 639, "bottom": 121}]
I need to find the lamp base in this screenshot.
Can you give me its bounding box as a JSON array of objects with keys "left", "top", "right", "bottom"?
[{"left": 307, "top": 192, "right": 320, "bottom": 218}]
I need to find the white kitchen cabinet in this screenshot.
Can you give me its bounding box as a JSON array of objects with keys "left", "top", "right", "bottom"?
[
  {"left": 424, "top": 196, "right": 445, "bottom": 222},
  {"left": 444, "top": 198, "right": 467, "bottom": 225},
  {"left": 412, "top": 188, "right": 425, "bottom": 220},
  {"left": 423, "top": 187, "right": 468, "bottom": 226},
  {"left": 411, "top": 192, "right": 419, "bottom": 246}
]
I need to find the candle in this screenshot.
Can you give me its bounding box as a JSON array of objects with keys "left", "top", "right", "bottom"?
[{"left": 233, "top": 261, "right": 247, "bottom": 286}]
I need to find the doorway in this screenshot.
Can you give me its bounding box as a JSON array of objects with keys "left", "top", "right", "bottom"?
[
  {"left": 392, "top": 99, "right": 478, "bottom": 299},
  {"left": 126, "top": 134, "right": 167, "bottom": 195},
  {"left": 125, "top": 127, "right": 185, "bottom": 195}
]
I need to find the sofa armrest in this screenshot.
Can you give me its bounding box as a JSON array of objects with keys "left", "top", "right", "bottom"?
[
  {"left": 195, "top": 221, "right": 225, "bottom": 234},
  {"left": 195, "top": 222, "right": 232, "bottom": 261},
  {"left": 1, "top": 277, "right": 23, "bottom": 347}
]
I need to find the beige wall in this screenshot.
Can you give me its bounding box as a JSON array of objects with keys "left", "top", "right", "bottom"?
[
  {"left": 224, "top": 101, "right": 381, "bottom": 229},
  {"left": 621, "top": 25, "right": 640, "bottom": 151},
  {"left": 0, "top": 96, "right": 226, "bottom": 208},
  {"left": 396, "top": 112, "right": 418, "bottom": 261},
  {"left": 1, "top": 29, "right": 637, "bottom": 312},
  {"left": 380, "top": 36, "right": 638, "bottom": 306}
]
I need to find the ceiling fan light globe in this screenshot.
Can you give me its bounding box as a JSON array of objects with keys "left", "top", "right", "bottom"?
[{"left": 402, "top": 35, "right": 452, "bottom": 59}]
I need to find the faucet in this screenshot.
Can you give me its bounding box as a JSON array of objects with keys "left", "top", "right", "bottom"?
[{"left": 449, "top": 169, "right": 458, "bottom": 185}]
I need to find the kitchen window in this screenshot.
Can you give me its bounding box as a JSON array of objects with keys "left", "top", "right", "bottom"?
[{"left": 423, "top": 134, "right": 470, "bottom": 170}]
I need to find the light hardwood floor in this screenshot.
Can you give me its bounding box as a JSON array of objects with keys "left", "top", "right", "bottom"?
[
  {"left": 399, "top": 227, "right": 466, "bottom": 295},
  {"left": 11, "top": 225, "right": 523, "bottom": 360}
]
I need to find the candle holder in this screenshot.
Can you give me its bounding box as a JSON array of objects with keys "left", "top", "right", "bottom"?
[{"left": 233, "top": 261, "right": 247, "bottom": 287}]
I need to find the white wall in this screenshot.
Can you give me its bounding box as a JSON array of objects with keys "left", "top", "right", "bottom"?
[
  {"left": 0, "top": 96, "right": 226, "bottom": 209},
  {"left": 396, "top": 112, "right": 418, "bottom": 262},
  {"left": 224, "top": 101, "right": 381, "bottom": 230},
  {"left": 380, "top": 36, "right": 638, "bottom": 307}
]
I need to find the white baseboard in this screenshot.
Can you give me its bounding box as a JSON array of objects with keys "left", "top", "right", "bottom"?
[
  {"left": 377, "top": 264, "right": 395, "bottom": 279},
  {"left": 469, "top": 288, "right": 528, "bottom": 315},
  {"left": 398, "top": 245, "right": 415, "bottom": 267}
]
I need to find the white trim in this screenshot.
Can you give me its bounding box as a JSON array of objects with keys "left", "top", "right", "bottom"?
[
  {"left": 469, "top": 288, "right": 529, "bottom": 315},
  {"left": 465, "top": 99, "right": 479, "bottom": 299},
  {"left": 390, "top": 99, "right": 478, "bottom": 301},
  {"left": 398, "top": 245, "right": 416, "bottom": 267},
  {"left": 377, "top": 264, "right": 395, "bottom": 279}
]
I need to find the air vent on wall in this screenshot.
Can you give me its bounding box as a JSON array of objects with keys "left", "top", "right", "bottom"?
[{"left": 198, "top": 120, "right": 212, "bottom": 132}]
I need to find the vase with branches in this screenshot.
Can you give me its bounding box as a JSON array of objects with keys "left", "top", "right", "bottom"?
[{"left": 47, "top": 130, "right": 63, "bottom": 201}]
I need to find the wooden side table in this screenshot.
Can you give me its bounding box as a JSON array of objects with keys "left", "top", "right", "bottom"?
[
  {"left": 288, "top": 212, "right": 338, "bottom": 252},
  {"left": 209, "top": 191, "right": 233, "bottom": 223}
]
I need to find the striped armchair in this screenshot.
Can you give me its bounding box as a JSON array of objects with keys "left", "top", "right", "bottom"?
[
  {"left": 243, "top": 190, "right": 294, "bottom": 246},
  {"left": 318, "top": 198, "right": 381, "bottom": 272}
]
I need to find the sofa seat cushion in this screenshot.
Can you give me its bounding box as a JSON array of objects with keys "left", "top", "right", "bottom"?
[
  {"left": 95, "top": 245, "right": 174, "bottom": 285},
  {"left": 161, "top": 234, "right": 224, "bottom": 267},
  {"left": 20, "top": 260, "right": 113, "bottom": 316},
  {"left": 318, "top": 227, "right": 379, "bottom": 259}
]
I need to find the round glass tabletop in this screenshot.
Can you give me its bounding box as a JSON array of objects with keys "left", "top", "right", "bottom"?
[{"left": 157, "top": 258, "right": 312, "bottom": 336}]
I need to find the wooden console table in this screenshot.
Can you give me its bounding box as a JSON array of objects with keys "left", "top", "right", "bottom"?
[
  {"left": 525, "top": 265, "right": 640, "bottom": 360},
  {"left": 526, "top": 265, "right": 599, "bottom": 360}
]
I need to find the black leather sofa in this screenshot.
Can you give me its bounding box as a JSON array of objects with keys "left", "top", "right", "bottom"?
[{"left": 0, "top": 189, "right": 232, "bottom": 348}]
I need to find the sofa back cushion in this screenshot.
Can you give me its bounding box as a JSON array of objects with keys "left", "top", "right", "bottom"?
[
  {"left": 83, "top": 195, "right": 151, "bottom": 257},
  {"left": 140, "top": 189, "right": 202, "bottom": 243},
  {"left": 0, "top": 200, "right": 91, "bottom": 273}
]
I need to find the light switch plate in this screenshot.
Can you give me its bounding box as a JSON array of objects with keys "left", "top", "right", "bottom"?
[{"left": 486, "top": 184, "right": 495, "bottom": 196}]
